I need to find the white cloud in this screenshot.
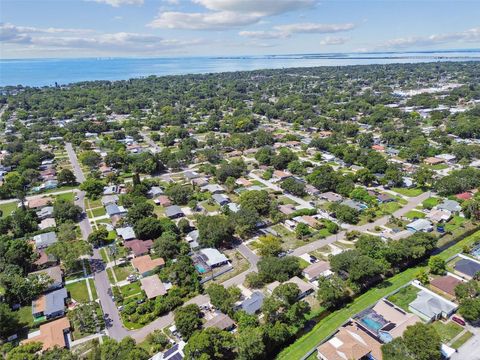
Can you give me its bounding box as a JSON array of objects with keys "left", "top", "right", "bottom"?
[
  {"left": 148, "top": 11, "right": 260, "bottom": 30},
  {"left": 192, "top": 0, "right": 315, "bottom": 16},
  {"left": 238, "top": 30, "right": 287, "bottom": 40},
  {"left": 88, "top": 0, "right": 143, "bottom": 7},
  {"left": 319, "top": 36, "right": 349, "bottom": 45},
  {"left": 384, "top": 27, "right": 480, "bottom": 48},
  {"left": 274, "top": 22, "right": 355, "bottom": 34}
]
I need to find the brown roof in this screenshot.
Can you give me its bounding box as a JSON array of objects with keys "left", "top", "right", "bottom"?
[
  {"left": 131, "top": 255, "right": 165, "bottom": 274},
  {"left": 32, "top": 295, "right": 46, "bottom": 314},
  {"left": 22, "top": 317, "right": 70, "bottom": 351},
  {"left": 430, "top": 275, "right": 463, "bottom": 296},
  {"left": 303, "top": 261, "right": 331, "bottom": 279},
  {"left": 125, "top": 239, "right": 153, "bottom": 257},
  {"left": 28, "top": 197, "right": 53, "bottom": 209},
  {"left": 317, "top": 322, "right": 383, "bottom": 360},
  {"left": 302, "top": 215, "right": 319, "bottom": 228},
  {"left": 140, "top": 275, "right": 167, "bottom": 299},
  {"left": 424, "top": 157, "right": 445, "bottom": 165},
  {"left": 156, "top": 195, "right": 172, "bottom": 207},
  {"left": 370, "top": 300, "right": 421, "bottom": 339},
  {"left": 204, "top": 313, "right": 235, "bottom": 330}
]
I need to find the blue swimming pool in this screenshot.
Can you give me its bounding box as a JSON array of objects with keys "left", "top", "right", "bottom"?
[
  {"left": 195, "top": 264, "right": 207, "bottom": 273},
  {"left": 471, "top": 246, "right": 480, "bottom": 259},
  {"left": 360, "top": 317, "right": 384, "bottom": 332}
]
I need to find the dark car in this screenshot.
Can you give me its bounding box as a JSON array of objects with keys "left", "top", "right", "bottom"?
[{"left": 452, "top": 316, "right": 466, "bottom": 326}]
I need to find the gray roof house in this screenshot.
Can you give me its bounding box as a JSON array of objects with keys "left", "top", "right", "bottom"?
[
  {"left": 29, "top": 266, "right": 63, "bottom": 291},
  {"left": 201, "top": 184, "right": 224, "bottom": 194},
  {"left": 32, "top": 287, "right": 68, "bottom": 319},
  {"left": 165, "top": 205, "right": 184, "bottom": 219},
  {"left": 454, "top": 258, "right": 480, "bottom": 278},
  {"left": 105, "top": 204, "right": 127, "bottom": 217},
  {"left": 408, "top": 288, "right": 457, "bottom": 321},
  {"left": 33, "top": 232, "right": 58, "bottom": 249},
  {"left": 437, "top": 200, "right": 462, "bottom": 213},
  {"left": 212, "top": 194, "right": 230, "bottom": 206},
  {"left": 341, "top": 199, "right": 367, "bottom": 212},
  {"left": 101, "top": 194, "right": 119, "bottom": 206},
  {"left": 186, "top": 230, "right": 200, "bottom": 249},
  {"left": 320, "top": 192, "right": 343, "bottom": 202},
  {"left": 184, "top": 171, "right": 199, "bottom": 180},
  {"left": 116, "top": 226, "right": 136, "bottom": 241},
  {"left": 406, "top": 219, "right": 433, "bottom": 233},
  {"left": 36, "top": 206, "right": 54, "bottom": 220},
  {"left": 240, "top": 292, "right": 264, "bottom": 315},
  {"left": 199, "top": 248, "right": 229, "bottom": 267},
  {"left": 147, "top": 186, "right": 164, "bottom": 198}
]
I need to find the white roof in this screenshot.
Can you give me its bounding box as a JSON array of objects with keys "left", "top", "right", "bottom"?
[
  {"left": 199, "top": 248, "right": 229, "bottom": 266},
  {"left": 116, "top": 226, "right": 136, "bottom": 240}
]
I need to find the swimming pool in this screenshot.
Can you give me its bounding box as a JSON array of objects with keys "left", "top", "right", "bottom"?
[
  {"left": 471, "top": 245, "right": 480, "bottom": 259},
  {"left": 360, "top": 316, "right": 384, "bottom": 332},
  {"left": 195, "top": 264, "right": 207, "bottom": 273}
]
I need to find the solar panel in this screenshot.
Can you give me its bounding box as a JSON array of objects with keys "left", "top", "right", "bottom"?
[{"left": 163, "top": 344, "right": 179, "bottom": 357}]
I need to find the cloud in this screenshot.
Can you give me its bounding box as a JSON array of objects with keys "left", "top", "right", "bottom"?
[
  {"left": 148, "top": 11, "right": 260, "bottom": 30},
  {"left": 88, "top": 0, "right": 143, "bottom": 7},
  {"left": 383, "top": 27, "right": 480, "bottom": 48},
  {"left": 239, "top": 22, "right": 355, "bottom": 40},
  {"left": 1, "top": 23, "right": 203, "bottom": 54},
  {"left": 319, "top": 36, "right": 349, "bottom": 45},
  {"left": 192, "top": 0, "right": 315, "bottom": 16}
]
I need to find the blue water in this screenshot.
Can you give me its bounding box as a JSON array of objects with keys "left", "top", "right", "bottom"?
[
  {"left": 1, "top": 50, "right": 479, "bottom": 87},
  {"left": 360, "top": 317, "right": 384, "bottom": 332},
  {"left": 472, "top": 246, "right": 480, "bottom": 259},
  {"left": 195, "top": 264, "right": 206, "bottom": 274}
]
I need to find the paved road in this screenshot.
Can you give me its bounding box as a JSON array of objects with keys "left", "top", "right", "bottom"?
[
  {"left": 293, "top": 191, "right": 432, "bottom": 256},
  {"left": 140, "top": 131, "right": 161, "bottom": 153},
  {"left": 66, "top": 142, "right": 86, "bottom": 183},
  {"left": 0, "top": 189, "right": 76, "bottom": 205},
  {"left": 249, "top": 172, "right": 314, "bottom": 209},
  {"left": 451, "top": 325, "right": 480, "bottom": 360}
]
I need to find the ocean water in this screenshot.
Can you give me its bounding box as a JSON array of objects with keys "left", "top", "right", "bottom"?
[{"left": 1, "top": 51, "right": 479, "bottom": 87}]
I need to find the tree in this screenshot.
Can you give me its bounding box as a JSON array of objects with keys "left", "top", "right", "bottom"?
[
  {"left": 237, "top": 327, "right": 266, "bottom": 360},
  {"left": 413, "top": 166, "right": 434, "bottom": 187},
  {"left": 239, "top": 190, "right": 271, "bottom": 216},
  {"left": 79, "top": 150, "right": 102, "bottom": 169},
  {"left": 306, "top": 165, "right": 338, "bottom": 192},
  {"left": 463, "top": 199, "right": 480, "bottom": 221},
  {"left": 458, "top": 298, "right": 480, "bottom": 322},
  {"left": 184, "top": 327, "right": 236, "bottom": 360},
  {"left": 295, "top": 223, "right": 311, "bottom": 239},
  {"left": 57, "top": 169, "right": 77, "bottom": 185},
  {"left": 153, "top": 231, "right": 180, "bottom": 260},
  {"left": 257, "top": 256, "right": 301, "bottom": 283},
  {"left": 231, "top": 206, "right": 260, "bottom": 238},
  {"left": 0, "top": 303, "right": 20, "bottom": 340},
  {"left": 253, "top": 235, "right": 282, "bottom": 257},
  {"left": 9, "top": 208, "right": 38, "bottom": 238},
  {"left": 382, "top": 323, "right": 441, "bottom": 360},
  {"left": 197, "top": 215, "right": 234, "bottom": 248},
  {"left": 428, "top": 256, "right": 446, "bottom": 275},
  {"left": 53, "top": 199, "right": 82, "bottom": 223},
  {"left": 316, "top": 275, "right": 350, "bottom": 309},
  {"left": 5, "top": 342, "right": 43, "bottom": 360},
  {"left": 329, "top": 203, "right": 360, "bottom": 224},
  {"left": 80, "top": 177, "right": 106, "bottom": 199},
  {"left": 87, "top": 337, "right": 149, "bottom": 360},
  {"left": 166, "top": 184, "right": 193, "bottom": 205},
  {"left": 174, "top": 304, "right": 202, "bottom": 340},
  {"left": 280, "top": 178, "right": 306, "bottom": 196},
  {"left": 206, "top": 284, "right": 241, "bottom": 315},
  {"left": 88, "top": 227, "right": 109, "bottom": 247},
  {"left": 126, "top": 202, "right": 154, "bottom": 225},
  {"left": 134, "top": 217, "right": 163, "bottom": 240},
  {"left": 46, "top": 240, "right": 91, "bottom": 273}
]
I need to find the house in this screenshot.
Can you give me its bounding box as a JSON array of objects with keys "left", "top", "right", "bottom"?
[
  {"left": 267, "top": 276, "right": 314, "bottom": 299},
  {"left": 204, "top": 313, "right": 235, "bottom": 331},
  {"left": 28, "top": 197, "right": 53, "bottom": 210},
  {"left": 125, "top": 239, "right": 153, "bottom": 257},
  {"left": 408, "top": 285, "right": 458, "bottom": 321},
  {"left": 272, "top": 170, "right": 291, "bottom": 181},
  {"left": 103, "top": 185, "right": 118, "bottom": 195},
  {"left": 105, "top": 204, "right": 127, "bottom": 217},
  {"left": 212, "top": 193, "right": 230, "bottom": 206},
  {"left": 436, "top": 154, "right": 456, "bottom": 163},
  {"left": 236, "top": 178, "right": 252, "bottom": 187},
  {"left": 183, "top": 171, "right": 199, "bottom": 181},
  {"left": 372, "top": 145, "right": 385, "bottom": 152},
  {"left": 455, "top": 192, "right": 473, "bottom": 201},
  {"left": 402, "top": 177, "right": 415, "bottom": 188},
  {"left": 29, "top": 266, "right": 63, "bottom": 291},
  {"left": 165, "top": 205, "right": 184, "bottom": 219},
  {"left": 39, "top": 218, "right": 57, "bottom": 230},
  {"left": 192, "top": 177, "right": 209, "bottom": 187},
  {"left": 354, "top": 299, "right": 420, "bottom": 343},
  {"left": 453, "top": 257, "right": 480, "bottom": 279},
  {"left": 426, "top": 209, "right": 452, "bottom": 223},
  {"left": 406, "top": 219, "right": 433, "bottom": 233},
  {"left": 140, "top": 275, "right": 169, "bottom": 299},
  {"left": 437, "top": 200, "right": 462, "bottom": 213},
  {"left": 279, "top": 204, "right": 296, "bottom": 215},
  {"left": 21, "top": 317, "right": 71, "bottom": 351},
  {"left": 36, "top": 206, "right": 54, "bottom": 220},
  {"left": 131, "top": 255, "right": 165, "bottom": 276},
  {"left": 101, "top": 194, "right": 119, "bottom": 206},
  {"left": 201, "top": 184, "right": 224, "bottom": 194},
  {"left": 150, "top": 341, "right": 186, "bottom": 360},
  {"left": 305, "top": 184, "right": 320, "bottom": 196},
  {"left": 239, "top": 292, "right": 264, "bottom": 315},
  {"left": 147, "top": 186, "right": 163, "bottom": 198},
  {"left": 34, "top": 250, "right": 58, "bottom": 269},
  {"left": 116, "top": 226, "right": 136, "bottom": 241},
  {"left": 32, "top": 288, "right": 68, "bottom": 319},
  {"left": 320, "top": 192, "right": 343, "bottom": 202},
  {"left": 430, "top": 275, "right": 464, "bottom": 297},
  {"left": 155, "top": 195, "right": 172, "bottom": 207},
  {"left": 316, "top": 321, "right": 383, "bottom": 360},
  {"left": 341, "top": 199, "right": 366, "bottom": 212},
  {"left": 227, "top": 202, "right": 240, "bottom": 213},
  {"left": 302, "top": 261, "right": 332, "bottom": 282},
  {"left": 186, "top": 230, "right": 200, "bottom": 249},
  {"left": 424, "top": 157, "right": 445, "bottom": 166},
  {"left": 199, "top": 248, "right": 229, "bottom": 268},
  {"left": 33, "top": 232, "right": 58, "bottom": 249}
]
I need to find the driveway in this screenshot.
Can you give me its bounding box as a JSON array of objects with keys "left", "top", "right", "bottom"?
[{"left": 451, "top": 325, "right": 480, "bottom": 360}]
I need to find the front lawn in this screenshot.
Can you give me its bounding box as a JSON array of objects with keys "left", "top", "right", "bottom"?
[
  {"left": 422, "top": 197, "right": 440, "bottom": 209},
  {"left": 88, "top": 278, "right": 98, "bottom": 300},
  {"left": 386, "top": 285, "right": 420, "bottom": 311},
  {"left": 451, "top": 330, "right": 473, "bottom": 349},
  {"left": 91, "top": 207, "right": 106, "bottom": 217},
  {"left": 119, "top": 282, "right": 142, "bottom": 298},
  {"left": 113, "top": 264, "right": 134, "bottom": 282},
  {"left": 445, "top": 216, "right": 466, "bottom": 232},
  {"left": 67, "top": 280, "right": 91, "bottom": 303},
  {"left": 55, "top": 191, "right": 75, "bottom": 202},
  {"left": 379, "top": 202, "right": 402, "bottom": 214},
  {"left": 432, "top": 321, "right": 463, "bottom": 343},
  {"left": 392, "top": 187, "right": 424, "bottom": 197},
  {"left": 0, "top": 201, "right": 18, "bottom": 218},
  {"left": 404, "top": 210, "right": 426, "bottom": 220}
]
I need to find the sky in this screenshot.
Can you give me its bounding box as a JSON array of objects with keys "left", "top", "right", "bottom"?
[{"left": 1, "top": 0, "right": 479, "bottom": 59}]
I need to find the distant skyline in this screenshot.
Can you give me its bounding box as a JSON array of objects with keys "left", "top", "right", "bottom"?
[{"left": 1, "top": 0, "right": 480, "bottom": 59}]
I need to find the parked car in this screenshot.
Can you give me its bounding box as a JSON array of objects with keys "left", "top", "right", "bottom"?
[{"left": 452, "top": 316, "right": 466, "bottom": 326}]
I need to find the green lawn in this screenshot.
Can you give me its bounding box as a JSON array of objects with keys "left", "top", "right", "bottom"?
[
  {"left": 113, "top": 264, "right": 134, "bottom": 282},
  {"left": 387, "top": 285, "right": 420, "bottom": 311},
  {"left": 278, "top": 229, "right": 480, "bottom": 360},
  {"left": 422, "top": 197, "right": 440, "bottom": 209},
  {"left": 91, "top": 207, "right": 106, "bottom": 217},
  {"left": 430, "top": 164, "right": 449, "bottom": 170},
  {"left": 107, "top": 268, "right": 116, "bottom": 284},
  {"left": 0, "top": 201, "right": 18, "bottom": 218},
  {"left": 88, "top": 278, "right": 98, "bottom": 300},
  {"left": 432, "top": 321, "right": 463, "bottom": 343},
  {"left": 404, "top": 210, "right": 426, "bottom": 219},
  {"left": 17, "top": 305, "right": 35, "bottom": 328},
  {"left": 392, "top": 187, "right": 424, "bottom": 197},
  {"left": 100, "top": 248, "right": 110, "bottom": 263},
  {"left": 119, "top": 282, "right": 142, "bottom": 298},
  {"left": 66, "top": 280, "right": 91, "bottom": 303},
  {"left": 380, "top": 202, "right": 402, "bottom": 214},
  {"left": 445, "top": 216, "right": 466, "bottom": 232},
  {"left": 55, "top": 191, "right": 75, "bottom": 202},
  {"left": 451, "top": 330, "right": 473, "bottom": 349}
]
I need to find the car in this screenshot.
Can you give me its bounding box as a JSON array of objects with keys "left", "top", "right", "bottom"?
[
  {"left": 452, "top": 316, "right": 466, "bottom": 326},
  {"left": 74, "top": 196, "right": 79, "bottom": 201},
  {"left": 310, "top": 255, "right": 318, "bottom": 263},
  {"left": 136, "top": 298, "right": 145, "bottom": 304}
]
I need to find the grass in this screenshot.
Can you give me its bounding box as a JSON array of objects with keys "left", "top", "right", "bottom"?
[
  {"left": 392, "top": 187, "right": 424, "bottom": 197},
  {"left": 91, "top": 207, "right": 106, "bottom": 217},
  {"left": 422, "top": 197, "right": 440, "bottom": 209},
  {"left": 66, "top": 280, "right": 90, "bottom": 303},
  {"left": 88, "top": 278, "right": 98, "bottom": 300},
  {"left": 379, "top": 202, "right": 402, "bottom": 214},
  {"left": 277, "top": 229, "right": 480, "bottom": 360},
  {"left": 107, "top": 268, "right": 116, "bottom": 284},
  {"left": 17, "top": 306, "right": 35, "bottom": 329},
  {"left": 0, "top": 201, "right": 18, "bottom": 218},
  {"left": 432, "top": 321, "right": 463, "bottom": 343},
  {"left": 445, "top": 216, "right": 466, "bottom": 232},
  {"left": 386, "top": 285, "right": 420, "bottom": 311},
  {"left": 100, "top": 248, "right": 110, "bottom": 263},
  {"left": 113, "top": 264, "right": 134, "bottom": 282},
  {"left": 451, "top": 330, "right": 473, "bottom": 349},
  {"left": 55, "top": 191, "right": 75, "bottom": 202},
  {"left": 120, "top": 282, "right": 142, "bottom": 297},
  {"left": 430, "top": 164, "right": 449, "bottom": 170},
  {"left": 404, "top": 210, "right": 426, "bottom": 219}
]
